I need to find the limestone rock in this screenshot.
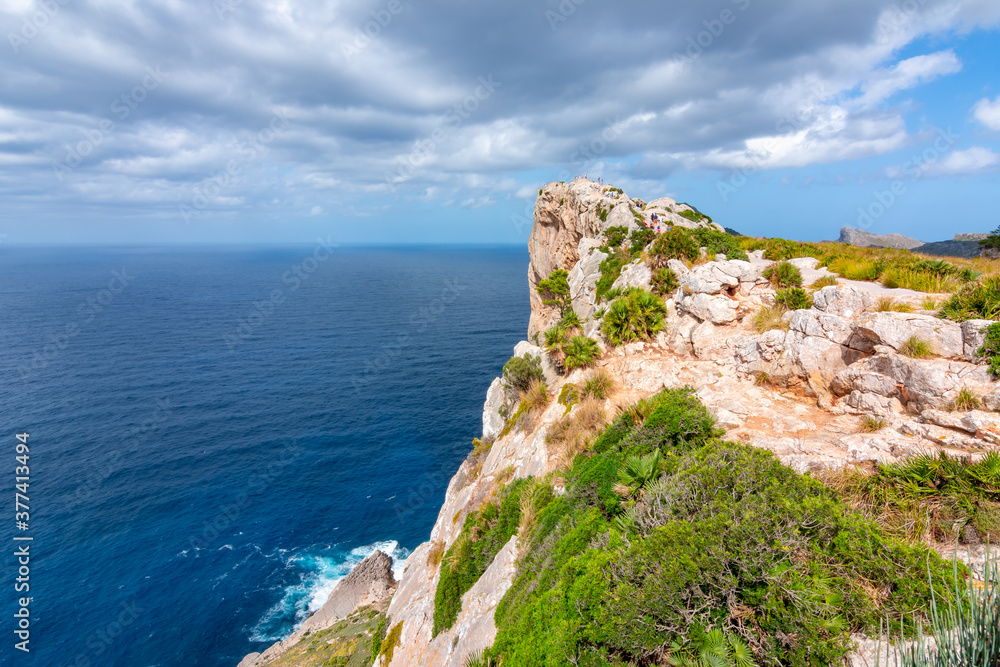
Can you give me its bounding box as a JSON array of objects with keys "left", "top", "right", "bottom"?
[
  {"left": 302, "top": 550, "right": 395, "bottom": 633},
  {"left": 961, "top": 319, "right": 994, "bottom": 361},
  {"left": 854, "top": 312, "right": 964, "bottom": 359},
  {"left": 568, "top": 238, "right": 608, "bottom": 327},
  {"left": 666, "top": 258, "right": 689, "bottom": 275},
  {"left": 830, "top": 367, "right": 896, "bottom": 397},
  {"left": 788, "top": 310, "right": 854, "bottom": 346},
  {"left": 611, "top": 259, "right": 652, "bottom": 291},
  {"left": 482, "top": 377, "right": 506, "bottom": 441},
  {"left": 812, "top": 284, "right": 875, "bottom": 319},
  {"left": 678, "top": 292, "right": 739, "bottom": 324},
  {"left": 788, "top": 257, "right": 819, "bottom": 271}
]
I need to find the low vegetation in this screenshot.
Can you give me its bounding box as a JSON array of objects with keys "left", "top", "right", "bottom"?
[
  {"left": 563, "top": 334, "right": 601, "bottom": 370},
  {"left": 899, "top": 335, "right": 934, "bottom": 359},
  {"left": 650, "top": 267, "right": 678, "bottom": 296},
  {"left": 875, "top": 297, "right": 913, "bottom": 312},
  {"left": 601, "top": 288, "right": 668, "bottom": 346},
  {"left": 774, "top": 287, "right": 812, "bottom": 311},
  {"left": 751, "top": 304, "right": 788, "bottom": 334},
  {"left": 502, "top": 354, "right": 543, "bottom": 393},
  {"left": 583, "top": 369, "right": 614, "bottom": 400},
  {"left": 810, "top": 274, "right": 839, "bottom": 290},
  {"left": 456, "top": 388, "right": 960, "bottom": 666},
  {"left": 951, "top": 387, "right": 983, "bottom": 411},
  {"left": 650, "top": 229, "right": 700, "bottom": 265},
  {"left": 690, "top": 227, "right": 749, "bottom": 261},
  {"left": 824, "top": 452, "right": 1000, "bottom": 544},
  {"left": 763, "top": 260, "right": 803, "bottom": 288},
  {"left": 940, "top": 276, "right": 1000, "bottom": 321},
  {"left": 978, "top": 322, "right": 1000, "bottom": 378},
  {"left": 860, "top": 415, "right": 886, "bottom": 432}
]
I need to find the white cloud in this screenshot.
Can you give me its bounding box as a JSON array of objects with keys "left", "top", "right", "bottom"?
[
  {"left": 855, "top": 51, "right": 962, "bottom": 108},
  {"left": 920, "top": 146, "right": 1000, "bottom": 177},
  {"left": 309, "top": 205, "right": 323, "bottom": 215},
  {"left": 972, "top": 96, "right": 1000, "bottom": 130}
]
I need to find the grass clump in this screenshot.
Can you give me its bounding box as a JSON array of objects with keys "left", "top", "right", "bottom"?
[
  {"left": 521, "top": 378, "right": 549, "bottom": 414},
  {"left": 582, "top": 369, "right": 614, "bottom": 400},
  {"left": 811, "top": 274, "right": 839, "bottom": 290},
  {"left": 978, "top": 322, "right": 1000, "bottom": 378},
  {"left": 370, "top": 614, "right": 389, "bottom": 660},
  {"left": 876, "top": 297, "right": 914, "bottom": 312},
  {"left": 899, "top": 335, "right": 935, "bottom": 359},
  {"left": 763, "top": 260, "right": 804, "bottom": 288},
  {"left": 922, "top": 296, "right": 939, "bottom": 311},
  {"left": 951, "top": 387, "right": 983, "bottom": 411},
  {"left": 860, "top": 415, "right": 887, "bottom": 433},
  {"left": 650, "top": 267, "right": 678, "bottom": 296},
  {"left": 482, "top": 387, "right": 956, "bottom": 667},
  {"left": 601, "top": 288, "right": 667, "bottom": 346},
  {"left": 426, "top": 540, "right": 445, "bottom": 568},
  {"left": 774, "top": 287, "right": 813, "bottom": 310},
  {"left": 751, "top": 304, "right": 789, "bottom": 333}
]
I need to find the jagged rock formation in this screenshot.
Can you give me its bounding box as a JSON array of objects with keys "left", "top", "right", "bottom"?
[
  {"left": 237, "top": 551, "right": 396, "bottom": 667},
  {"left": 243, "top": 178, "right": 999, "bottom": 667},
  {"left": 838, "top": 226, "right": 924, "bottom": 249},
  {"left": 913, "top": 238, "right": 984, "bottom": 258}
]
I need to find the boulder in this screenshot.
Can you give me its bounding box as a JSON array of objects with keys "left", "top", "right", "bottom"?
[
  {"left": 854, "top": 312, "right": 964, "bottom": 359},
  {"left": 961, "top": 319, "right": 995, "bottom": 361},
  {"left": 788, "top": 257, "right": 820, "bottom": 271},
  {"left": 783, "top": 331, "right": 866, "bottom": 391},
  {"left": 830, "top": 367, "right": 897, "bottom": 397},
  {"left": 788, "top": 310, "right": 855, "bottom": 346},
  {"left": 666, "top": 258, "right": 689, "bottom": 275},
  {"left": 611, "top": 259, "right": 652, "bottom": 291},
  {"left": 302, "top": 550, "right": 395, "bottom": 633},
  {"left": 812, "top": 284, "right": 875, "bottom": 319},
  {"left": 679, "top": 292, "right": 739, "bottom": 324},
  {"left": 679, "top": 263, "right": 739, "bottom": 295},
  {"left": 482, "top": 377, "right": 506, "bottom": 441}
]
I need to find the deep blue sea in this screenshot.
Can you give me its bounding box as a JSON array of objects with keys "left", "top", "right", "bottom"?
[{"left": 0, "top": 245, "right": 528, "bottom": 666}]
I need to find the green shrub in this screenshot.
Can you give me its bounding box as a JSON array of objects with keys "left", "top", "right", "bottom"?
[
  {"left": 650, "top": 229, "right": 700, "bottom": 266},
  {"left": 977, "top": 322, "right": 1000, "bottom": 378},
  {"left": 774, "top": 287, "right": 812, "bottom": 310},
  {"left": 595, "top": 249, "right": 629, "bottom": 303},
  {"left": 370, "top": 614, "right": 388, "bottom": 659},
  {"left": 651, "top": 267, "right": 678, "bottom": 296},
  {"left": 860, "top": 416, "right": 886, "bottom": 433},
  {"left": 629, "top": 227, "right": 657, "bottom": 254},
  {"left": 601, "top": 288, "right": 668, "bottom": 346},
  {"left": 940, "top": 277, "right": 1000, "bottom": 322},
  {"left": 811, "top": 274, "right": 839, "bottom": 290},
  {"left": 764, "top": 260, "right": 803, "bottom": 288},
  {"left": 564, "top": 335, "right": 601, "bottom": 370},
  {"left": 677, "top": 207, "right": 711, "bottom": 224},
  {"left": 502, "top": 354, "right": 543, "bottom": 392},
  {"left": 536, "top": 269, "right": 572, "bottom": 315},
  {"left": 690, "top": 227, "right": 749, "bottom": 261},
  {"left": 952, "top": 387, "right": 983, "bottom": 411},
  {"left": 602, "top": 225, "right": 628, "bottom": 248},
  {"left": 488, "top": 399, "right": 955, "bottom": 667}
]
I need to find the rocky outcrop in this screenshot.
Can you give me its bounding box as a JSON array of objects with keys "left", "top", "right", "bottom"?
[
  {"left": 240, "top": 551, "right": 396, "bottom": 667},
  {"left": 838, "top": 226, "right": 924, "bottom": 249}
]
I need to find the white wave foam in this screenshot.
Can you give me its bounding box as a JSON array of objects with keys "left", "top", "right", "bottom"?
[{"left": 249, "top": 539, "right": 410, "bottom": 643}]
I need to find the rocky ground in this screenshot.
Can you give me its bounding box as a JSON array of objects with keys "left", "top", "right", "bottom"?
[{"left": 240, "top": 178, "right": 999, "bottom": 667}]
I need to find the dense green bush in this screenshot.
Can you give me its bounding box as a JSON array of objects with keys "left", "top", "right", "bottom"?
[
  {"left": 764, "top": 260, "right": 804, "bottom": 288},
  {"left": 651, "top": 267, "right": 678, "bottom": 296},
  {"left": 595, "top": 249, "right": 629, "bottom": 303},
  {"left": 774, "top": 287, "right": 813, "bottom": 310},
  {"left": 629, "top": 227, "right": 657, "bottom": 254},
  {"left": 482, "top": 389, "right": 955, "bottom": 667},
  {"left": 691, "top": 227, "right": 749, "bottom": 261},
  {"left": 601, "top": 288, "right": 667, "bottom": 346},
  {"left": 978, "top": 224, "right": 1000, "bottom": 252},
  {"left": 978, "top": 322, "right": 1000, "bottom": 377},
  {"left": 650, "top": 229, "right": 700, "bottom": 266},
  {"left": 677, "top": 207, "right": 711, "bottom": 224},
  {"left": 502, "top": 354, "right": 543, "bottom": 392},
  {"left": 603, "top": 225, "right": 628, "bottom": 249}
]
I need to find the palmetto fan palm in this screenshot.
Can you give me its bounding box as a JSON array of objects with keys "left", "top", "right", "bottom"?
[
  {"left": 601, "top": 288, "right": 667, "bottom": 346},
  {"left": 563, "top": 335, "right": 600, "bottom": 370},
  {"left": 616, "top": 449, "right": 661, "bottom": 497},
  {"left": 666, "top": 629, "right": 758, "bottom": 667}
]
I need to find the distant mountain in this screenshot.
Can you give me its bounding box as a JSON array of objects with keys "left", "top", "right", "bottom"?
[
  {"left": 913, "top": 235, "right": 986, "bottom": 259},
  {"left": 838, "top": 226, "right": 924, "bottom": 250}
]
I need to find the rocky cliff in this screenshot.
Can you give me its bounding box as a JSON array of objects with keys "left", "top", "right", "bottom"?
[
  {"left": 838, "top": 226, "right": 925, "bottom": 250},
  {"left": 241, "top": 178, "right": 999, "bottom": 667}
]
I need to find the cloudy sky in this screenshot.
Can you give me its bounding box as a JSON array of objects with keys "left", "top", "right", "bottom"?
[{"left": 1, "top": 0, "right": 999, "bottom": 245}]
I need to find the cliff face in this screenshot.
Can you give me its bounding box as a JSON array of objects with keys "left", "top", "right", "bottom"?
[{"left": 242, "top": 178, "right": 1000, "bottom": 667}]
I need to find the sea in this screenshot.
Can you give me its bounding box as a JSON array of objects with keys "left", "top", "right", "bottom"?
[{"left": 0, "top": 245, "right": 529, "bottom": 666}]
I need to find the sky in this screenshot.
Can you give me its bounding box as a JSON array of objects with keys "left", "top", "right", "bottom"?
[{"left": 1, "top": 0, "right": 999, "bottom": 245}]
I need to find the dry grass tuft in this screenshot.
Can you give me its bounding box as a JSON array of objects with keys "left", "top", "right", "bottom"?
[
  {"left": 426, "top": 540, "right": 445, "bottom": 568},
  {"left": 875, "top": 297, "right": 913, "bottom": 313},
  {"left": 582, "top": 368, "right": 615, "bottom": 400},
  {"left": 547, "top": 396, "right": 608, "bottom": 468},
  {"left": 751, "top": 304, "right": 788, "bottom": 334}
]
